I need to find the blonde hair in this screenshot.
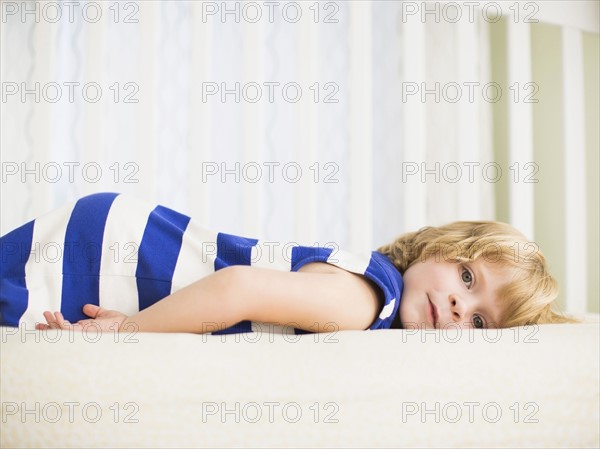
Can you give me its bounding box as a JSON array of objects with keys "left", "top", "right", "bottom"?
[{"left": 377, "top": 221, "right": 581, "bottom": 328}]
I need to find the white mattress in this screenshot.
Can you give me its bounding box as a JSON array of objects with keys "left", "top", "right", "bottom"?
[{"left": 1, "top": 315, "right": 599, "bottom": 448}]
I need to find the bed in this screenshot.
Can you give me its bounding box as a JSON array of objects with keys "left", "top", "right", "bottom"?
[{"left": 1, "top": 314, "right": 598, "bottom": 448}]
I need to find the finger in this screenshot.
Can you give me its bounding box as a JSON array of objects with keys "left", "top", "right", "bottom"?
[
  {"left": 43, "top": 311, "right": 62, "bottom": 329},
  {"left": 43, "top": 311, "right": 55, "bottom": 324},
  {"left": 53, "top": 311, "right": 63, "bottom": 326},
  {"left": 54, "top": 311, "right": 71, "bottom": 329},
  {"left": 37, "top": 320, "right": 81, "bottom": 332},
  {"left": 82, "top": 304, "right": 101, "bottom": 318}
]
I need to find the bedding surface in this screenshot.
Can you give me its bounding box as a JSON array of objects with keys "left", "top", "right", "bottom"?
[{"left": 1, "top": 317, "right": 598, "bottom": 448}]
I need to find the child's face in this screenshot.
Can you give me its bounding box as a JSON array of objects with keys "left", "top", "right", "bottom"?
[{"left": 399, "top": 256, "right": 508, "bottom": 329}]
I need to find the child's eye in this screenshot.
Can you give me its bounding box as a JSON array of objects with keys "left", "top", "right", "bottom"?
[
  {"left": 461, "top": 267, "right": 473, "bottom": 288},
  {"left": 473, "top": 314, "right": 485, "bottom": 329}
]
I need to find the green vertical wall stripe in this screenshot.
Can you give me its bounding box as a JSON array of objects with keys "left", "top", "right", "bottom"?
[
  {"left": 531, "top": 23, "right": 567, "bottom": 309},
  {"left": 489, "top": 18, "right": 509, "bottom": 224},
  {"left": 583, "top": 32, "right": 599, "bottom": 314}
]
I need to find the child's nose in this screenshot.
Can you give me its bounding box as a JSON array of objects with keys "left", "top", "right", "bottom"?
[{"left": 448, "top": 293, "right": 469, "bottom": 323}]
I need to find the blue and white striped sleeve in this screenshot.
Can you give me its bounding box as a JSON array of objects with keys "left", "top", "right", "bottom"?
[{"left": 286, "top": 245, "right": 403, "bottom": 330}]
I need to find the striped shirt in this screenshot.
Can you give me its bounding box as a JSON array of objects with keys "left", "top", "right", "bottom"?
[{"left": 0, "top": 192, "right": 403, "bottom": 333}]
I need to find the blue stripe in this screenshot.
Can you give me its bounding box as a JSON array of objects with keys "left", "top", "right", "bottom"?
[
  {"left": 366, "top": 252, "right": 403, "bottom": 330},
  {"left": 290, "top": 246, "right": 333, "bottom": 271},
  {"left": 0, "top": 220, "right": 34, "bottom": 326},
  {"left": 214, "top": 232, "right": 258, "bottom": 270},
  {"left": 61, "top": 193, "right": 119, "bottom": 322},
  {"left": 136, "top": 205, "right": 191, "bottom": 310},
  {"left": 212, "top": 321, "right": 253, "bottom": 335}
]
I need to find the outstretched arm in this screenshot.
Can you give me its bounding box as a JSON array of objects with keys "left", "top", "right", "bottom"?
[{"left": 38, "top": 263, "right": 383, "bottom": 334}]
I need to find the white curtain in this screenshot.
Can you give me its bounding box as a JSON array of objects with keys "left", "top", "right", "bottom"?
[{"left": 1, "top": 1, "right": 498, "bottom": 254}]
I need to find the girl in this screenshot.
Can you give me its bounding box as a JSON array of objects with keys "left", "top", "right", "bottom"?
[{"left": 0, "top": 192, "right": 578, "bottom": 334}]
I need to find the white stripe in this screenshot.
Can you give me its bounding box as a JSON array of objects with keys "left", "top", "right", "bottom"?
[
  {"left": 83, "top": 17, "right": 105, "bottom": 196},
  {"left": 476, "top": 19, "right": 496, "bottom": 220},
  {"left": 472, "top": 1, "right": 598, "bottom": 34},
  {"left": 326, "top": 250, "right": 369, "bottom": 275},
  {"left": 379, "top": 297, "right": 396, "bottom": 319},
  {"left": 349, "top": 1, "right": 373, "bottom": 254},
  {"left": 171, "top": 220, "right": 219, "bottom": 293},
  {"left": 295, "top": 13, "right": 319, "bottom": 244},
  {"left": 562, "top": 27, "right": 587, "bottom": 314},
  {"left": 21, "top": 200, "right": 77, "bottom": 326},
  {"left": 492, "top": 1, "right": 599, "bottom": 34},
  {"left": 402, "top": 18, "right": 427, "bottom": 231},
  {"left": 249, "top": 240, "right": 293, "bottom": 272},
  {"left": 98, "top": 194, "right": 155, "bottom": 316},
  {"left": 507, "top": 21, "right": 534, "bottom": 240},
  {"left": 457, "top": 19, "right": 481, "bottom": 219},
  {"left": 135, "top": 1, "right": 158, "bottom": 199},
  {"left": 242, "top": 14, "right": 264, "bottom": 237},
  {"left": 188, "top": 2, "right": 213, "bottom": 226}
]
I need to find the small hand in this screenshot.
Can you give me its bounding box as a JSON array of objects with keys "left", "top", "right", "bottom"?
[
  {"left": 35, "top": 304, "right": 128, "bottom": 333},
  {"left": 35, "top": 310, "right": 83, "bottom": 331}
]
